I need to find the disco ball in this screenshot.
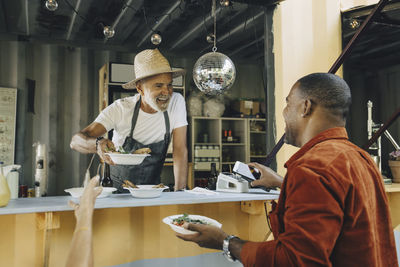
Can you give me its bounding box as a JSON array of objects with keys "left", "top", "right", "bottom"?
[
  {"left": 193, "top": 52, "right": 236, "bottom": 95},
  {"left": 151, "top": 33, "right": 162, "bottom": 45},
  {"left": 45, "top": 0, "right": 58, "bottom": 11},
  {"left": 103, "top": 26, "right": 115, "bottom": 38}
]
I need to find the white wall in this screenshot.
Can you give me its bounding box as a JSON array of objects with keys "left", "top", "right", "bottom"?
[{"left": 273, "top": 0, "right": 343, "bottom": 175}]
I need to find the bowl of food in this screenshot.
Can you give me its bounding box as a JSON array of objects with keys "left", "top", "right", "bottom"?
[
  {"left": 162, "top": 213, "right": 222, "bottom": 235},
  {"left": 105, "top": 147, "right": 151, "bottom": 165},
  {"left": 123, "top": 180, "right": 169, "bottom": 198},
  {"left": 64, "top": 187, "right": 117, "bottom": 198}
]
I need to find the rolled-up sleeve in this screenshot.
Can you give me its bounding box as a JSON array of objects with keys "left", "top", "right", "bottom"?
[
  {"left": 94, "top": 101, "right": 121, "bottom": 132},
  {"left": 241, "top": 166, "right": 345, "bottom": 267}
]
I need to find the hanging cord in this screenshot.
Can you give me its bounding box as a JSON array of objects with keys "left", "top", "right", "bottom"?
[
  {"left": 264, "top": 202, "right": 272, "bottom": 232},
  {"left": 63, "top": 0, "right": 92, "bottom": 25},
  {"left": 97, "top": 162, "right": 102, "bottom": 177},
  {"left": 212, "top": 0, "right": 217, "bottom": 52}
]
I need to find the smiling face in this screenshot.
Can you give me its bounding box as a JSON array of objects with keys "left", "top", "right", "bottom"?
[
  {"left": 282, "top": 82, "right": 305, "bottom": 147},
  {"left": 137, "top": 73, "right": 173, "bottom": 112}
]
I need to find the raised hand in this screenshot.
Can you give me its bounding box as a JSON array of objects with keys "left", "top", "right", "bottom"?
[
  {"left": 176, "top": 223, "right": 228, "bottom": 250},
  {"left": 247, "top": 162, "right": 283, "bottom": 188},
  {"left": 96, "top": 139, "right": 116, "bottom": 165}
]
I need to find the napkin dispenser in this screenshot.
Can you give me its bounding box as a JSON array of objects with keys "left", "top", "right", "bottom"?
[{"left": 216, "top": 172, "right": 249, "bottom": 193}]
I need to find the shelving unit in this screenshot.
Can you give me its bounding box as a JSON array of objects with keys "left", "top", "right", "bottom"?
[
  {"left": 248, "top": 118, "right": 267, "bottom": 164},
  {"left": 190, "top": 116, "right": 266, "bottom": 187}
]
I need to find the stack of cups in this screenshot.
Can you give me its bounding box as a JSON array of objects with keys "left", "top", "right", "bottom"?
[{"left": 33, "top": 142, "right": 47, "bottom": 197}]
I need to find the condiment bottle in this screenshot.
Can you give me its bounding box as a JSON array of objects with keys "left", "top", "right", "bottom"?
[
  {"left": 0, "top": 162, "right": 11, "bottom": 207},
  {"left": 101, "top": 163, "right": 113, "bottom": 187},
  {"left": 227, "top": 130, "right": 233, "bottom": 142},
  {"left": 207, "top": 162, "right": 218, "bottom": 190}
]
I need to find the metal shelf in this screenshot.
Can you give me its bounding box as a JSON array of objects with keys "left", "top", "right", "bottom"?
[{"left": 222, "top": 143, "right": 245, "bottom": 146}]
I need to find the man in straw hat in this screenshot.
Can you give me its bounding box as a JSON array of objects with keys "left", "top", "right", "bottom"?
[{"left": 71, "top": 49, "right": 188, "bottom": 191}]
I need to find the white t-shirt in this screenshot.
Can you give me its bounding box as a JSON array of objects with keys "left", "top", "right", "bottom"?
[{"left": 95, "top": 93, "right": 187, "bottom": 147}]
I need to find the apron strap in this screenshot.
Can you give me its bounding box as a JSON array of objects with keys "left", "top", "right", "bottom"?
[
  {"left": 163, "top": 111, "right": 171, "bottom": 144},
  {"left": 128, "top": 96, "right": 142, "bottom": 138}
]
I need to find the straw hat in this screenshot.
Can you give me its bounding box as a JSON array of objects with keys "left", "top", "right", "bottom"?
[{"left": 122, "top": 49, "right": 185, "bottom": 89}]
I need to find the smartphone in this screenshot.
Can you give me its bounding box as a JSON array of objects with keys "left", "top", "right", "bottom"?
[
  {"left": 249, "top": 166, "right": 261, "bottom": 179},
  {"left": 233, "top": 161, "right": 259, "bottom": 181}
]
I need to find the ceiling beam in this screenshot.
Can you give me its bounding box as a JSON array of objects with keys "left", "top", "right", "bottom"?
[
  {"left": 24, "top": 0, "right": 29, "bottom": 35},
  {"left": 136, "top": 0, "right": 182, "bottom": 47},
  {"left": 200, "top": 10, "right": 264, "bottom": 53},
  {"left": 110, "top": 0, "right": 143, "bottom": 44},
  {"left": 229, "top": 36, "right": 263, "bottom": 56},
  {"left": 169, "top": 7, "right": 222, "bottom": 50},
  {"left": 66, "top": 0, "right": 82, "bottom": 40},
  {"left": 103, "top": 0, "right": 134, "bottom": 43}
]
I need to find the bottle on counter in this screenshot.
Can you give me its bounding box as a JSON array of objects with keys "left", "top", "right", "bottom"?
[
  {"left": 6, "top": 168, "right": 19, "bottom": 199},
  {"left": 0, "top": 162, "right": 11, "bottom": 207},
  {"left": 207, "top": 162, "right": 218, "bottom": 190},
  {"left": 101, "top": 163, "right": 113, "bottom": 187}
]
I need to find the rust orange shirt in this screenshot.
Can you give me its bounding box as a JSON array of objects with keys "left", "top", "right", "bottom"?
[{"left": 241, "top": 127, "right": 397, "bottom": 267}]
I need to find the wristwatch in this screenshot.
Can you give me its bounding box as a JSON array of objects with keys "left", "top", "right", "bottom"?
[
  {"left": 95, "top": 136, "right": 104, "bottom": 151},
  {"left": 222, "top": 235, "right": 237, "bottom": 262}
]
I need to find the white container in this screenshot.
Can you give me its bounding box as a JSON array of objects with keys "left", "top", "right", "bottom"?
[
  {"left": 194, "top": 162, "right": 220, "bottom": 170},
  {"left": 64, "top": 187, "right": 117, "bottom": 198},
  {"left": 105, "top": 153, "right": 149, "bottom": 165},
  {"left": 124, "top": 185, "right": 168, "bottom": 198},
  {"left": 195, "top": 148, "right": 219, "bottom": 157},
  {"left": 6, "top": 169, "right": 19, "bottom": 199}
]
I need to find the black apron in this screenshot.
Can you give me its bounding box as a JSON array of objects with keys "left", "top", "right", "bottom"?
[{"left": 110, "top": 97, "right": 171, "bottom": 192}]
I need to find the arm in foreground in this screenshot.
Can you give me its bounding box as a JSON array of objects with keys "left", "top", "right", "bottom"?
[
  {"left": 70, "top": 122, "right": 115, "bottom": 165},
  {"left": 248, "top": 162, "right": 284, "bottom": 188},
  {"left": 65, "top": 176, "right": 102, "bottom": 267},
  {"left": 175, "top": 223, "right": 247, "bottom": 262}
]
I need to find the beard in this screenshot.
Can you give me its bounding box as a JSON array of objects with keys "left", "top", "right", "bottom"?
[{"left": 143, "top": 92, "right": 170, "bottom": 112}]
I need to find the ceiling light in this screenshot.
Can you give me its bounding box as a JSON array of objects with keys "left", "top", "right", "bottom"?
[
  {"left": 206, "top": 33, "right": 215, "bottom": 44},
  {"left": 220, "top": 0, "right": 230, "bottom": 7},
  {"left": 45, "top": 0, "right": 58, "bottom": 11},
  {"left": 151, "top": 33, "right": 162, "bottom": 45},
  {"left": 349, "top": 19, "right": 360, "bottom": 29},
  {"left": 103, "top": 26, "right": 115, "bottom": 39}
]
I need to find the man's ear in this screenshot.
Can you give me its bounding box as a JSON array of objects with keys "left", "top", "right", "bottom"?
[
  {"left": 302, "top": 99, "right": 313, "bottom": 117},
  {"left": 136, "top": 81, "right": 144, "bottom": 95}
]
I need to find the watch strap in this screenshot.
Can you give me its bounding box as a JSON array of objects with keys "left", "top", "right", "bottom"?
[
  {"left": 222, "top": 235, "right": 237, "bottom": 262},
  {"left": 96, "top": 136, "right": 104, "bottom": 151}
]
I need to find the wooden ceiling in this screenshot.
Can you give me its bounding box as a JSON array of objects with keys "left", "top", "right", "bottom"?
[{"left": 0, "top": 0, "right": 283, "bottom": 60}]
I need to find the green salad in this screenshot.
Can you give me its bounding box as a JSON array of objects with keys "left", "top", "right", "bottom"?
[{"left": 172, "top": 213, "right": 208, "bottom": 227}]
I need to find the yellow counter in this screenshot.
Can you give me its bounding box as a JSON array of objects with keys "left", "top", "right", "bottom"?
[{"left": 0, "top": 190, "right": 278, "bottom": 266}]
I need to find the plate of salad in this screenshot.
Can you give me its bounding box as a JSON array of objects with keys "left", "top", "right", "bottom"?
[
  {"left": 162, "top": 213, "right": 222, "bottom": 235},
  {"left": 105, "top": 146, "right": 151, "bottom": 165}
]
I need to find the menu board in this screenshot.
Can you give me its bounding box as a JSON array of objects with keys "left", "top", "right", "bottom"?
[{"left": 0, "top": 87, "right": 17, "bottom": 165}]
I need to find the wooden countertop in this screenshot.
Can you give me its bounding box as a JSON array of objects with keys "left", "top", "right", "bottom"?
[{"left": 385, "top": 183, "right": 400, "bottom": 193}]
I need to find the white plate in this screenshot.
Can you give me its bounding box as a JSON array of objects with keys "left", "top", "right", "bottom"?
[
  {"left": 162, "top": 214, "right": 222, "bottom": 235},
  {"left": 124, "top": 185, "right": 169, "bottom": 198},
  {"left": 105, "top": 153, "right": 150, "bottom": 165},
  {"left": 64, "top": 187, "right": 117, "bottom": 198}
]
